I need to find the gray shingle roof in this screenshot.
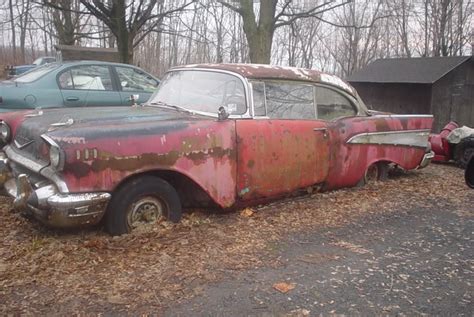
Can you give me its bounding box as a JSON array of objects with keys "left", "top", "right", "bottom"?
[{"left": 347, "top": 56, "right": 472, "bottom": 84}]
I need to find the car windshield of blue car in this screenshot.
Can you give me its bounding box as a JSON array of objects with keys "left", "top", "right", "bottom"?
[
  {"left": 148, "top": 70, "right": 247, "bottom": 115},
  {"left": 15, "top": 63, "right": 59, "bottom": 83}
]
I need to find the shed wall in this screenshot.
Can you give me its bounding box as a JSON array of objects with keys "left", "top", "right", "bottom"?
[
  {"left": 350, "top": 82, "right": 432, "bottom": 115},
  {"left": 431, "top": 60, "right": 474, "bottom": 132}
]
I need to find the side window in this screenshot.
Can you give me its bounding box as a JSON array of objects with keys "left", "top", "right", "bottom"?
[
  {"left": 115, "top": 66, "right": 159, "bottom": 93},
  {"left": 251, "top": 81, "right": 266, "bottom": 116},
  {"left": 265, "top": 82, "right": 315, "bottom": 119},
  {"left": 58, "top": 70, "right": 74, "bottom": 89},
  {"left": 315, "top": 86, "right": 357, "bottom": 121},
  {"left": 59, "top": 65, "right": 113, "bottom": 91}
]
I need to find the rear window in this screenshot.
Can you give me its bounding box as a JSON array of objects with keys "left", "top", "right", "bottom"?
[{"left": 15, "top": 63, "right": 59, "bottom": 83}]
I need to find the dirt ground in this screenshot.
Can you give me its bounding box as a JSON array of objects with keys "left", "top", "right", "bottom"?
[{"left": 0, "top": 164, "right": 472, "bottom": 315}]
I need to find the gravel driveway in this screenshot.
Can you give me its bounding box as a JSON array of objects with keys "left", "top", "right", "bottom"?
[{"left": 167, "top": 203, "right": 473, "bottom": 316}]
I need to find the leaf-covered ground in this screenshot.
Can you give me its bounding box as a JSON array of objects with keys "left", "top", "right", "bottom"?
[{"left": 0, "top": 164, "right": 472, "bottom": 315}]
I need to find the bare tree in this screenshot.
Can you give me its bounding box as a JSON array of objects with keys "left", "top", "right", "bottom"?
[
  {"left": 44, "top": 0, "right": 195, "bottom": 63},
  {"left": 8, "top": 0, "right": 16, "bottom": 62},
  {"left": 217, "top": 0, "right": 351, "bottom": 64}
]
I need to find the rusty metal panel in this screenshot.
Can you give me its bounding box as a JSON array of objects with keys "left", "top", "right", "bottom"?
[
  {"left": 236, "top": 119, "right": 329, "bottom": 201},
  {"left": 324, "top": 115, "right": 434, "bottom": 189},
  {"left": 177, "top": 64, "right": 357, "bottom": 96},
  {"left": 55, "top": 120, "right": 237, "bottom": 208}
]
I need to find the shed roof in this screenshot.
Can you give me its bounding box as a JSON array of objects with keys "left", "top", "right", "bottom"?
[
  {"left": 347, "top": 56, "right": 472, "bottom": 84},
  {"left": 55, "top": 44, "right": 118, "bottom": 53}
]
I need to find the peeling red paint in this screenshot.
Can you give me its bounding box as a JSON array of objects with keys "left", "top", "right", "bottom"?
[
  {"left": 0, "top": 65, "right": 434, "bottom": 214},
  {"left": 59, "top": 120, "right": 238, "bottom": 208}
]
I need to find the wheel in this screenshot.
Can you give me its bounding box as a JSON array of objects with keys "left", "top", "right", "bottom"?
[
  {"left": 357, "top": 162, "right": 389, "bottom": 186},
  {"left": 466, "top": 157, "right": 474, "bottom": 189},
  {"left": 105, "top": 176, "right": 182, "bottom": 235},
  {"left": 454, "top": 138, "right": 474, "bottom": 169}
]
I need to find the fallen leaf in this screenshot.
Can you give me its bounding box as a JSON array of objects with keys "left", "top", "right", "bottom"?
[
  {"left": 107, "top": 295, "right": 127, "bottom": 305},
  {"left": 49, "top": 251, "right": 65, "bottom": 262},
  {"left": 240, "top": 208, "right": 254, "bottom": 217},
  {"left": 273, "top": 282, "right": 296, "bottom": 293}
]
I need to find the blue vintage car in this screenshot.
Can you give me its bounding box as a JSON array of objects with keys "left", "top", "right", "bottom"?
[
  {"left": 0, "top": 61, "right": 160, "bottom": 111},
  {"left": 6, "top": 56, "right": 57, "bottom": 78}
]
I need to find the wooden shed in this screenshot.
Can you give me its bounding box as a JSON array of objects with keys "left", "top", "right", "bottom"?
[
  {"left": 55, "top": 45, "right": 120, "bottom": 63},
  {"left": 347, "top": 56, "right": 474, "bottom": 132}
]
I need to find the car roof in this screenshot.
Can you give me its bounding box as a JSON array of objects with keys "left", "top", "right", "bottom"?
[{"left": 175, "top": 63, "right": 357, "bottom": 96}]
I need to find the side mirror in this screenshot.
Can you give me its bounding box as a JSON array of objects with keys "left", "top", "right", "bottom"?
[
  {"left": 217, "top": 106, "right": 229, "bottom": 121},
  {"left": 130, "top": 94, "right": 140, "bottom": 106},
  {"left": 465, "top": 157, "right": 474, "bottom": 189}
]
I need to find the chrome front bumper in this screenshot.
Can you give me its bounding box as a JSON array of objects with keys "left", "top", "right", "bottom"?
[
  {"left": 0, "top": 152, "right": 110, "bottom": 228},
  {"left": 418, "top": 151, "right": 435, "bottom": 169}
]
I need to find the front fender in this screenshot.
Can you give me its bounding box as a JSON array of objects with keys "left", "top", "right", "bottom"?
[{"left": 57, "top": 120, "right": 238, "bottom": 208}]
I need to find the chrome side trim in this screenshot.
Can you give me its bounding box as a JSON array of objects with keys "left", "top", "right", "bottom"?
[{"left": 347, "top": 129, "right": 431, "bottom": 148}]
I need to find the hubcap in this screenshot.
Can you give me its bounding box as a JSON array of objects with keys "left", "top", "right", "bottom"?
[{"left": 127, "top": 197, "right": 164, "bottom": 229}]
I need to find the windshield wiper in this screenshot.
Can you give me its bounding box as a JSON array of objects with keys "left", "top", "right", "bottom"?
[{"left": 146, "top": 101, "right": 196, "bottom": 115}]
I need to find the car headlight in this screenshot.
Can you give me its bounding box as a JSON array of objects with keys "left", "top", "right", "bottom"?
[
  {"left": 41, "top": 134, "right": 65, "bottom": 171},
  {"left": 0, "top": 121, "right": 11, "bottom": 144},
  {"left": 50, "top": 145, "right": 61, "bottom": 168}
]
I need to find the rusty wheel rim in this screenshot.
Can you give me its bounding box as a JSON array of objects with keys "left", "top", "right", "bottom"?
[
  {"left": 127, "top": 197, "right": 164, "bottom": 229},
  {"left": 365, "top": 164, "right": 379, "bottom": 183}
]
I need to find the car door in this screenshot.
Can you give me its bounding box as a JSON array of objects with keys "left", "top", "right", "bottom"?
[
  {"left": 58, "top": 65, "right": 122, "bottom": 107},
  {"left": 236, "top": 80, "right": 330, "bottom": 201},
  {"left": 114, "top": 66, "right": 159, "bottom": 105}
]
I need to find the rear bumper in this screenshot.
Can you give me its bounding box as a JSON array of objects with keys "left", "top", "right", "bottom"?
[
  {"left": 418, "top": 151, "right": 435, "bottom": 169},
  {"left": 0, "top": 152, "right": 110, "bottom": 228}
]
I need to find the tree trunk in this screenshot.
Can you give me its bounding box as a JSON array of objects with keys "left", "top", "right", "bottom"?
[
  {"left": 245, "top": 28, "right": 274, "bottom": 64},
  {"left": 53, "top": 0, "right": 76, "bottom": 45},
  {"left": 239, "top": 0, "right": 276, "bottom": 64},
  {"left": 116, "top": 30, "right": 132, "bottom": 64},
  {"left": 112, "top": 0, "right": 133, "bottom": 64},
  {"left": 9, "top": 0, "right": 16, "bottom": 63}
]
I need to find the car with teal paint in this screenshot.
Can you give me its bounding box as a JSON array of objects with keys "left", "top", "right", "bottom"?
[{"left": 0, "top": 61, "right": 160, "bottom": 112}]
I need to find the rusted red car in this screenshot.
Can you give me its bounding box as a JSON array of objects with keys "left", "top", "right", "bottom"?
[
  {"left": 429, "top": 121, "right": 474, "bottom": 168},
  {"left": 0, "top": 64, "right": 434, "bottom": 235}
]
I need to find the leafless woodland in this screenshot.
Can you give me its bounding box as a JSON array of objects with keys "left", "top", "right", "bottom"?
[{"left": 0, "top": 0, "right": 472, "bottom": 78}]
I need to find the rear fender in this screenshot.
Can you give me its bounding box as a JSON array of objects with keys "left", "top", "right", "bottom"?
[{"left": 325, "top": 114, "right": 433, "bottom": 189}]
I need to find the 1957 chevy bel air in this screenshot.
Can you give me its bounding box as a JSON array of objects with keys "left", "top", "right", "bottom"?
[{"left": 0, "top": 64, "right": 434, "bottom": 235}]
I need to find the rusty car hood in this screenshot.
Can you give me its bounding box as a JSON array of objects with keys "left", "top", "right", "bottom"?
[{"left": 11, "top": 106, "right": 204, "bottom": 162}]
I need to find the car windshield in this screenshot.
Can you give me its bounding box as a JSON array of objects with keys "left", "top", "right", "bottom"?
[
  {"left": 32, "top": 58, "right": 43, "bottom": 65},
  {"left": 15, "top": 63, "right": 59, "bottom": 83},
  {"left": 148, "top": 70, "right": 247, "bottom": 115}
]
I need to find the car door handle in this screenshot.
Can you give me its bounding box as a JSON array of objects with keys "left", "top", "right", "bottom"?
[
  {"left": 314, "top": 127, "right": 329, "bottom": 138},
  {"left": 66, "top": 97, "right": 79, "bottom": 101}
]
